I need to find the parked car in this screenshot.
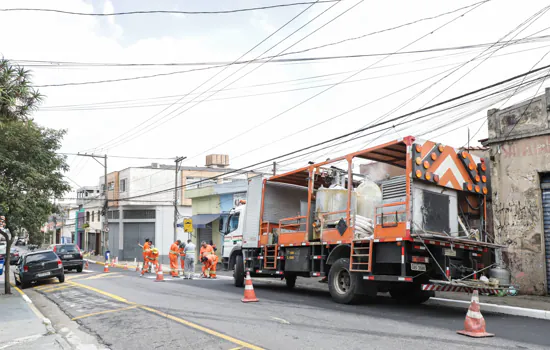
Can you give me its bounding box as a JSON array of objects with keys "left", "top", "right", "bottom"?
[
  {"left": 10, "top": 247, "right": 20, "bottom": 265},
  {"left": 48, "top": 244, "right": 84, "bottom": 273},
  {"left": 15, "top": 237, "right": 27, "bottom": 246},
  {"left": 12, "top": 250, "right": 64, "bottom": 288}
]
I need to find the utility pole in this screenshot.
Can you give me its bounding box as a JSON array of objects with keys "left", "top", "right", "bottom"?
[
  {"left": 174, "top": 156, "right": 187, "bottom": 242},
  {"left": 272, "top": 161, "right": 277, "bottom": 176},
  {"left": 77, "top": 153, "right": 108, "bottom": 254}
]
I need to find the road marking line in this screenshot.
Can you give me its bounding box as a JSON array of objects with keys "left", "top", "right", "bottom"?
[
  {"left": 140, "top": 306, "right": 264, "bottom": 350},
  {"left": 71, "top": 305, "right": 139, "bottom": 321},
  {"left": 67, "top": 281, "right": 131, "bottom": 304},
  {"left": 228, "top": 347, "right": 243, "bottom": 350},
  {"left": 34, "top": 283, "right": 59, "bottom": 290},
  {"left": 65, "top": 280, "right": 263, "bottom": 349}
]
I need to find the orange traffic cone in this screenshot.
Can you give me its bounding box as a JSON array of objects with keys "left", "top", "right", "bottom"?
[
  {"left": 103, "top": 263, "right": 109, "bottom": 273},
  {"left": 155, "top": 264, "right": 165, "bottom": 282},
  {"left": 457, "top": 290, "right": 494, "bottom": 338},
  {"left": 136, "top": 263, "right": 140, "bottom": 272},
  {"left": 111, "top": 259, "right": 115, "bottom": 268},
  {"left": 85, "top": 260, "right": 89, "bottom": 269},
  {"left": 124, "top": 263, "right": 129, "bottom": 270},
  {"left": 241, "top": 271, "right": 259, "bottom": 303}
]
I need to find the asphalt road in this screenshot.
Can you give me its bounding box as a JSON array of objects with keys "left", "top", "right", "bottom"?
[{"left": 25, "top": 263, "right": 550, "bottom": 350}]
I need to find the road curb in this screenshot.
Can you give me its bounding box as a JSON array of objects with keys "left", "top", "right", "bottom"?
[
  {"left": 12, "top": 284, "right": 56, "bottom": 333},
  {"left": 427, "top": 297, "right": 550, "bottom": 320}
]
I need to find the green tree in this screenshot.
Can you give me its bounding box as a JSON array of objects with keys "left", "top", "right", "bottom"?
[{"left": 0, "top": 58, "right": 70, "bottom": 294}]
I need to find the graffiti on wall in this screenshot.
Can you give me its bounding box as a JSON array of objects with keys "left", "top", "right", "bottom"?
[{"left": 501, "top": 136, "right": 550, "bottom": 159}]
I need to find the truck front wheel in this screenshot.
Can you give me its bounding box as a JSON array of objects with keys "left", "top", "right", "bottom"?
[
  {"left": 233, "top": 255, "right": 244, "bottom": 287},
  {"left": 328, "top": 258, "right": 362, "bottom": 304}
]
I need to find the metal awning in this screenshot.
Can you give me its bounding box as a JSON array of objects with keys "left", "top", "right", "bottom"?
[{"left": 191, "top": 214, "right": 221, "bottom": 229}]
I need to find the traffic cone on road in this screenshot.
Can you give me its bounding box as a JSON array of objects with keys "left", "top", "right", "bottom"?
[
  {"left": 124, "top": 263, "right": 129, "bottom": 270},
  {"left": 241, "top": 271, "right": 259, "bottom": 303},
  {"left": 103, "top": 263, "right": 109, "bottom": 273},
  {"left": 111, "top": 259, "right": 115, "bottom": 268},
  {"left": 136, "top": 263, "right": 140, "bottom": 272},
  {"left": 457, "top": 290, "right": 494, "bottom": 338},
  {"left": 85, "top": 260, "right": 89, "bottom": 269},
  {"left": 155, "top": 265, "right": 165, "bottom": 282}
]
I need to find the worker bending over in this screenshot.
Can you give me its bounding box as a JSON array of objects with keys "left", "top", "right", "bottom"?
[
  {"left": 201, "top": 254, "right": 218, "bottom": 279},
  {"left": 183, "top": 240, "right": 196, "bottom": 279},
  {"left": 178, "top": 242, "right": 186, "bottom": 275},
  {"left": 169, "top": 240, "right": 181, "bottom": 278},
  {"left": 142, "top": 246, "right": 160, "bottom": 276}
]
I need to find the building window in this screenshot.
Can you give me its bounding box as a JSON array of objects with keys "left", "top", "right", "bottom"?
[
  {"left": 98, "top": 210, "right": 102, "bottom": 221},
  {"left": 185, "top": 176, "right": 216, "bottom": 190},
  {"left": 123, "top": 210, "right": 156, "bottom": 219},
  {"left": 86, "top": 211, "right": 90, "bottom": 222},
  {"left": 108, "top": 182, "right": 115, "bottom": 191},
  {"left": 107, "top": 210, "right": 120, "bottom": 220},
  {"left": 92, "top": 211, "right": 95, "bottom": 222},
  {"left": 120, "top": 179, "right": 127, "bottom": 192}
]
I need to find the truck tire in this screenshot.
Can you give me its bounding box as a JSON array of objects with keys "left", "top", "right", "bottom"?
[
  {"left": 328, "top": 258, "right": 362, "bottom": 304},
  {"left": 233, "top": 255, "right": 245, "bottom": 287},
  {"left": 285, "top": 273, "right": 297, "bottom": 289}
]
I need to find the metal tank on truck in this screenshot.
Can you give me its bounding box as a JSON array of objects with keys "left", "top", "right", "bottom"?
[{"left": 232, "top": 136, "right": 513, "bottom": 305}]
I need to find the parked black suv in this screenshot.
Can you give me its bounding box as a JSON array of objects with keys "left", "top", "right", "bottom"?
[
  {"left": 49, "top": 244, "right": 84, "bottom": 272},
  {"left": 13, "top": 250, "right": 65, "bottom": 288}
]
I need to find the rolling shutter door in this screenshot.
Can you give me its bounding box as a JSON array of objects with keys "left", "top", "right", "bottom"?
[{"left": 540, "top": 175, "right": 550, "bottom": 294}]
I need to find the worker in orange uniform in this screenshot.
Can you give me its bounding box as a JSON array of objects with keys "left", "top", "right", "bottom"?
[
  {"left": 138, "top": 238, "right": 151, "bottom": 273},
  {"left": 169, "top": 240, "right": 181, "bottom": 278},
  {"left": 142, "top": 247, "right": 159, "bottom": 276},
  {"left": 200, "top": 241, "right": 213, "bottom": 258},
  {"left": 201, "top": 254, "right": 218, "bottom": 279},
  {"left": 178, "top": 242, "right": 186, "bottom": 276}
]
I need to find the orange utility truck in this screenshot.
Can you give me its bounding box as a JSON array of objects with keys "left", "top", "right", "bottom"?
[{"left": 232, "top": 136, "right": 508, "bottom": 304}]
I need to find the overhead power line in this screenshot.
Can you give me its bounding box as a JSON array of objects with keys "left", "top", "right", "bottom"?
[
  {"left": 58, "top": 152, "right": 175, "bottom": 160},
  {"left": 119, "top": 60, "right": 549, "bottom": 201},
  {"left": 182, "top": 1, "right": 489, "bottom": 164},
  {"left": 22, "top": 33, "right": 550, "bottom": 69},
  {"left": 85, "top": 0, "right": 348, "bottom": 153},
  {"left": 0, "top": 2, "right": 340, "bottom": 16}
]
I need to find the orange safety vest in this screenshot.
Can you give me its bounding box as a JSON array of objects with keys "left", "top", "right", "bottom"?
[{"left": 169, "top": 243, "right": 179, "bottom": 256}]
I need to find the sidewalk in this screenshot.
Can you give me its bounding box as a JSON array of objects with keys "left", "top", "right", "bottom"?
[{"left": 0, "top": 274, "right": 63, "bottom": 349}]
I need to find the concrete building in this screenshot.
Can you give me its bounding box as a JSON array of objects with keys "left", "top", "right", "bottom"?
[
  {"left": 100, "top": 154, "right": 250, "bottom": 264},
  {"left": 75, "top": 186, "right": 103, "bottom": 253},
  {"left": 482, "top": 88, "right": 550, "bottom": 295}
]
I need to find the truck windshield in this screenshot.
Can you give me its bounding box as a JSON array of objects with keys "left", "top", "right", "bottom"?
[{"left": 227, "top": 213, "right": 240, "bottom": 233}]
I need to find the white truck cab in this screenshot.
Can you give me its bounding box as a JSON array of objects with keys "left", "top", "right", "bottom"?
[{"left": 221, "top": 203, "right": 245, "bottom": 270}]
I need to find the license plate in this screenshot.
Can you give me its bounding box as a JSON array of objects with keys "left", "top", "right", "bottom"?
[
  {"left": 411, "top": 263, "right": 426, "bottom": 272},
  {"left": 36, "top": 271, "right": 51, "bottom": 277},
  {"left": 444, "top": 248, "right": 457, "bottom": 257},
  {"left": 63, "top": 255, "right": 73, "bottom": 259}
]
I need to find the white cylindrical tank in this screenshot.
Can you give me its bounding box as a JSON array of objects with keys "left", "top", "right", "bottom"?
[
  {"left": 356, "top": 179, "right": 382, "bottom": 222},
  {"left": 316, "top": 185, "right": 357, "bottom": 222}
]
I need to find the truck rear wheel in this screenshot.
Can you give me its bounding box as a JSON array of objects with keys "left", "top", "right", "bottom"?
[
  {"left": 328, "top": 258, "right": 362, "bottom": 304},
  {"left": 233, "top": 255, "right": 244, "bottom": 287}
]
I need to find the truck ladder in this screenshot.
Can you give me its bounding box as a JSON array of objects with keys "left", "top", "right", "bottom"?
[
  {"left": 263, "top": 245, "right": 278, "bottom": 269},
  {"left": 350, "top": 240, "right": 372, "bottom": 272}
]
